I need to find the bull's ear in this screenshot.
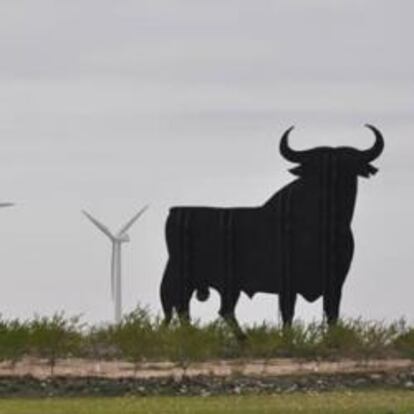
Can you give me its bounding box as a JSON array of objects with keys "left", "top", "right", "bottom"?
[
  {"left": 358, "top": 163, "right": 378, "bottom": 178},
  {"left": 289, "top": 166, "right": 303, "bottom": 176}
]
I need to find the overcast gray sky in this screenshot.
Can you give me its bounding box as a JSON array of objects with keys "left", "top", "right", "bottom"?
[{"left": 0, "top": 1, "right": 413, "bottom": 325}]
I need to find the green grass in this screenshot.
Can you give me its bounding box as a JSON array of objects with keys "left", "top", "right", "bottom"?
[{"left": 0, "top": 391, "right": 413, "bottom": 414}]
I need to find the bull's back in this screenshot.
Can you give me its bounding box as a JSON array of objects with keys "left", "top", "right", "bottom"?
[{"left": 166, "top": 207, "right": 228, "bottom": 288}]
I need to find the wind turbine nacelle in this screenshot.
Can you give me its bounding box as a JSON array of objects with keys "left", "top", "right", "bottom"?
[{"left": 118, "top": 233, "right": 130, "bottom": 242}]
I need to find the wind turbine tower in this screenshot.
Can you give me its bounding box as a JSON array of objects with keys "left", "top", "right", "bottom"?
[{"left": 83, "top": 206, "right": 148, "bottom": 323}]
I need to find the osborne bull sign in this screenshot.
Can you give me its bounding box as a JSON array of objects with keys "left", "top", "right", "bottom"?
[{"left": 160, "top": 125, "right": 384, "bottom": 338}]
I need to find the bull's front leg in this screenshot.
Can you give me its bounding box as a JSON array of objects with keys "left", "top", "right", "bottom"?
[
  {"left": 219, "top": 290, "right": 246, "bottom": 341},
  {"left": 323, "top": 286, "right": 342, "bottom": 325},
  {"left": 279, "top": 291, "right": 297, "bottom": 328}
]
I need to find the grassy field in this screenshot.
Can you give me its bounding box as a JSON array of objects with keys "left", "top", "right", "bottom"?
[{"left": 0, "top": 391, "right": 413, "bottom": 414}]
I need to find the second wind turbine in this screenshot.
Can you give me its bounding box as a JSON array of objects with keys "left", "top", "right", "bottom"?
[{"left": 83, "top": 206, "right": 148, "bottom": 324}]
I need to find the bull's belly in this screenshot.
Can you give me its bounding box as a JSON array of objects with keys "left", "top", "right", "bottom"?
[
  {"left": 238, "top": 253, "right": 323, "bottom": 301},
  {"left": 167, "top": 207, "right": 353, "bottom": 303},
  {"left": 191, "top": 235, "right": 352, "bottom": 302}
]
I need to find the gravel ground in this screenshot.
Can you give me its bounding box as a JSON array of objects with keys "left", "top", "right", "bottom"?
[{"left": 0, "top": 365, "right": 413, "bottom": 397}]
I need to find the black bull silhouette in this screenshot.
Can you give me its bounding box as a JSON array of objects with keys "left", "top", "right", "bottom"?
[{"left": 160, "top": 125, "right": 384, "bottom": 337}]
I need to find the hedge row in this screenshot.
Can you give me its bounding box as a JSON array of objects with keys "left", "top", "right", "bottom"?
[{"left": 0, "top": 306, "right": 413, "bottom": 375}]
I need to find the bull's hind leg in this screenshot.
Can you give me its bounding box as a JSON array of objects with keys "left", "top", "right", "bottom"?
[
  {"left": 160, "top": 260, "right": 194, "bottom": 325},
  {"left": 176, "top": 286, "right": 194, "bottom": 325},
  {"left": 160, "top": 260, "right": 176, "bottom": 325},
  {"left": 219, "top": 290, "right": 246, "bottom": 341}
]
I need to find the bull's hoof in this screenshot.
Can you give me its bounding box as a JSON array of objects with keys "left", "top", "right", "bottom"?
[
  {"left": 178, "top": 312, "right": 191, "bottom": 326},
  {"left": 161, "top": 317, "right": 172, "bottom": 327},
  {"left": 327, "top": 318, "right": 339, "bottom": 327},
  {"left": 235, "top": 331, "right": 248, "bottom": 342}
]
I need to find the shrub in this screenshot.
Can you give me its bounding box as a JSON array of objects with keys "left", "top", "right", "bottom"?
[
  {"left": 393, "top": 322, "right": 414, "bottom": 358},
  {"left": 319, "top": 320, "right": 364, "bottom": 358},
  {"left": 84, "top": 324, "right": 119, "bottom": 360},
  {"left": 159, "top": 319, "right": 222, "bottom": 375},
  {"left": 112, "top": 305, "right": 157, "bottom": 373},
  {"left": 0, "top": 317, "right": 30, "bottom": 368},
  {"left": 29, "top": 312, "right": 83, "bottom": 375}
]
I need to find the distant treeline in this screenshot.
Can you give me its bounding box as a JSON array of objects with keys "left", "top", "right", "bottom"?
[{"left": 0, "top": 306, "right": 413, "bottom": 375}]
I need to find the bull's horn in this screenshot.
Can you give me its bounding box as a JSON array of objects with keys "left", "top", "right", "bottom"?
[
  {"left": 362, "top": 124, "right": 385, "bottom": 161},
  {"left": 279, "top": 126, "right": 308, "bottom": 162}
]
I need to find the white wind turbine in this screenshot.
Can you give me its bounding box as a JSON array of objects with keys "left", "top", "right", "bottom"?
[{"left": 83, "top": 206, "right": 148, "bottom": 324}]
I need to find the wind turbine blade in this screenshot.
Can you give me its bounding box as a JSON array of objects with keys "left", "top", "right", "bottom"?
[
  {"left": 118, "top": 205, "right": 148, "bottom": 236},
  {"left": 0, "top": 203, "right": 14, "bottom": 208},
  {"left": 82, "top": 210, "right": 114, "bottom": 239}
]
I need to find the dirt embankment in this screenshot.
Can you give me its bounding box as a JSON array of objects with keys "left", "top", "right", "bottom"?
[
  {"left": 0, "top": 357, "right": 412, "bottom": 379},
  {"left": 0, "top": 358, "right": 413, "bottom": 397},
  {"left": 0, "top": 359, "right": 414, "bottom": 397}
]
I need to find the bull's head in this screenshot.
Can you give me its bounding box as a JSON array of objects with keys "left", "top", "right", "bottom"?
[{"left": 279, "top": 125, "right": 384, "bottom": 179}]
